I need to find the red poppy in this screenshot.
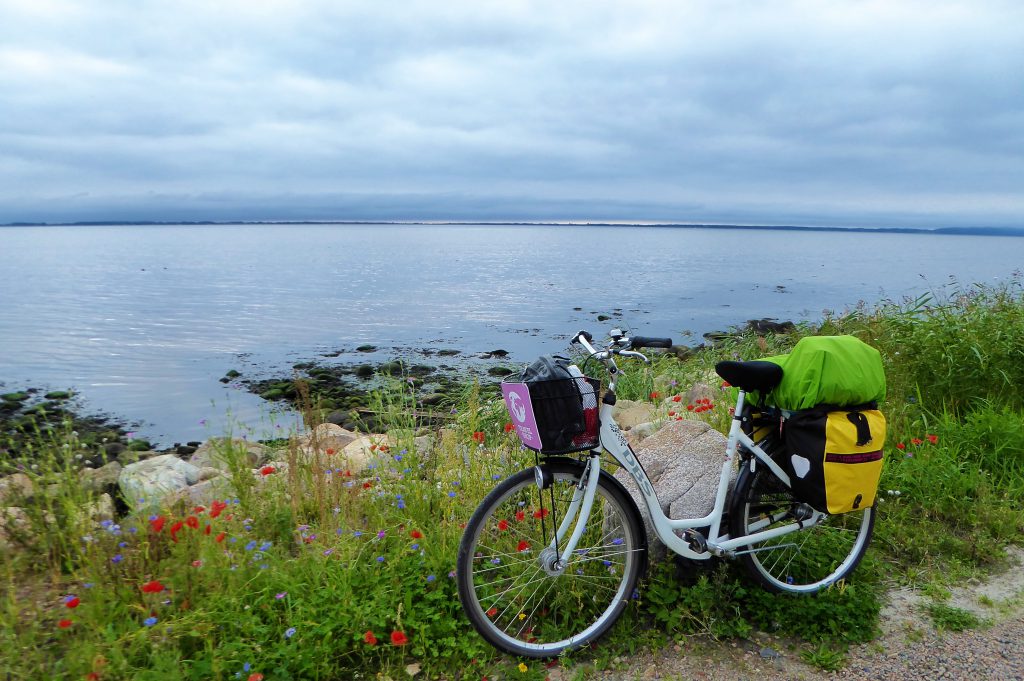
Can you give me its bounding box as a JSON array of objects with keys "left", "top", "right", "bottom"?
[
  {"left": 58, "top": 619, "right": 72, "bottom": 629},
  {"left": 141, "top": 580, "right": 164, "bottom": 593},
  {"left": 486, "top": 607, "right": 497, "bottom": 618},
  {"left": 209, "top": 500, "right": 228, "bottom": 518},
  {"left": 214, "top": 532, "right": 226, "bottom": 543},
  {"left": 896, "top": 442, "right": 906, "bottom": 450},
  {"left": 517, "top": 540, "right": 530, "bottom": 552},
  {"left": 150, "top": 516, "right": 166, "bottom": 533},
  {"left": 363, "top": 630, "right": 378, "bottom": 645},
  {"left": 927, "top": 434, "right": 938, "bottom": 444},
  {"left": 668, "top": 411, "right": 676, "bottom": 417},
  {"left": 672, "top": 395, "right": 682, "bottom": 402},
  {"left": 325, "top": 448, "right": 335, "bottom": 455},
  {"left": 193, "top": 505, "right": 206, "bottom": 514},
  {"left": 379, "top": 444, "right": 390, "bottom": 453},
  {"left": 911, "top": 438, "right": 923, "bottom": 446},
  {"left": 344, "top": 470, "right": 352, "bottom": 477},
  {"left": 497, "top": 519, "right": 509, "bottom": 531},
  {"left": 86, "top": 674, "right": 100, "bottom": 681},
  {"left": 204, "top": 524, "right": 211, "bottom": 535},
  {"left": 504, "top": 422, "right": 515, "bottom": 433},
  {"left": 390, "top": 630, "right": 409, "bottom": 646},
  {"left": 259, "top": 465, "right": 276, "bottom": 476},
  {"left": 362, "top": 481, "right": 372, "bottom": 489},
  {"left": 676, "top": 416, "right": 683, "bottom": 421},
  {"left": 169, "top": 521, "right": 184, "bottom": 542},
  {"left": 410, "top": 529, "right": 423, "bottom": 539},
  {"left": 185, "top": 516, "right": 199, "bottom": 530},
  {"left": 515, "top": 511, "right": 525, "bottom": 521},
  {"left": 686, "top": 404, "right": 695, "bottom": 411},
  {"left": 649, "top": 391, "right": 660, "bottom": 400},
  {"left": 370, "top": 444, "right": 378, "bottom": 452},
  {"left": 65, "top": 596, "right": 80, "bottom": 609},
  {"left": 472, "top": 431, "right": 485, "bottom": 444},
  {"left": 721, "top": 381, "right": 731, "bottom": 388},
  {"left": 532, "top": 508, "right": 549, "bottom": 519},
  {"left": 248, "top": 675, "right": 264, "bottom": 681}
]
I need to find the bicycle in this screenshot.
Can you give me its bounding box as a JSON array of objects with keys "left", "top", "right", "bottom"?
[{"left": 456, "top": 329, "right": 877, "bottom": 658}]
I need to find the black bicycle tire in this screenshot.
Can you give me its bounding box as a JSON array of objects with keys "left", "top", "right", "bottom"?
[
  {"left": 728, "top": 460, "right": 875, "bottom": 594},
  {"left": 456, "top": 458, "right": 647, "bottom": 657}
]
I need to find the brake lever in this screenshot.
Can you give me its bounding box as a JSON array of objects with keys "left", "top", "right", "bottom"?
[{"left": 615, "top": 349, "right": 651, "bottom": 364}]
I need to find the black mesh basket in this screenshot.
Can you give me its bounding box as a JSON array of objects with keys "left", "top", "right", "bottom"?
[{"left": 511, "top": 376, "right": 601, "bottom": 455}]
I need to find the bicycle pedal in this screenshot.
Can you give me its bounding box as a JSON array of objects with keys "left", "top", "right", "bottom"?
[{"left": 682, "top": 529, "right": 708, "bottom": 554}]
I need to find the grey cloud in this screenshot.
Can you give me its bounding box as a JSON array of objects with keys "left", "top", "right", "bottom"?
[{"left": 1, "top": 0, "right": 1022, "bottom": 226}]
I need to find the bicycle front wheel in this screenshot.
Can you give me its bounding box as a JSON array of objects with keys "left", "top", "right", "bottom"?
[
  {"left": 456, "top": 458, "right": 646, "bottom": 658},
  {"left": 729, "top": 461, "right": 875, "bottom": 594}
]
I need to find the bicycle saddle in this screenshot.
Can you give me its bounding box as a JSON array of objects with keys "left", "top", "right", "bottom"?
[{"left": 714, "top": 360, "right": 783, "bottom": 394}]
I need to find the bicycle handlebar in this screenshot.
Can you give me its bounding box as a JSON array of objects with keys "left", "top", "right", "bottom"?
[{"left": 629, "top": 335, "right": 674, "bottom": 349}]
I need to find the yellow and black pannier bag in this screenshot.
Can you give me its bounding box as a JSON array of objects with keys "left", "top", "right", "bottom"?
[{"left": 783, "top": 405, "right": 886, "bottom": 514}]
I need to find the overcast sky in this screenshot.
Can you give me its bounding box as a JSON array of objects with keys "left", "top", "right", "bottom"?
[{"left": 1, "top": 0, "right": 1022, "bottom": 227}]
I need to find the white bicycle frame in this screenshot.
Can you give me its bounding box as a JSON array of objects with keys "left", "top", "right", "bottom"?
[{"left": 546, "top": 336, "right": 826, "bottom": 564}]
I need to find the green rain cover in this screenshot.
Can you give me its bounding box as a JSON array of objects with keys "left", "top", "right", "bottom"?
[{"left": 763, "top": 336, "right": 886, "bottom": 411}]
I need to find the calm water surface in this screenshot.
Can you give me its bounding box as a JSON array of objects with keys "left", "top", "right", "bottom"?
[{"left": 1, "top": 224, "right": 1021, "bottom": 445}]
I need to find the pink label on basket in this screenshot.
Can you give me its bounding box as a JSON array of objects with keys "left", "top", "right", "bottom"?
[{"left": 502, "top": 383, "right": 543, "bottom": 450}]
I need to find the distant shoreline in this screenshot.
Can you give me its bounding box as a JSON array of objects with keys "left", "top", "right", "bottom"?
[{"left": 3, "top": 220, "right": 1024, "bottom": 237}]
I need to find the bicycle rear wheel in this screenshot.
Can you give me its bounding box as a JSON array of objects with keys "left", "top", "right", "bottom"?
[
  {"left": 456, "top": 458, "right": 646, "bottom": 658},
  {"left": 729, "top": 461, "right": 875, "bottom": 594}
]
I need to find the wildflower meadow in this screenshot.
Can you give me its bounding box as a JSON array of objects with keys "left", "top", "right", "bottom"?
[{"left": 2, "top": 278, "right": 1023, "bottom": 679}]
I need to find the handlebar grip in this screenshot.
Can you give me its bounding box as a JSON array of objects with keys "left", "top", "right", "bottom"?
[{"left": 630, "top": 336, "right": 673, "bottom": 349}]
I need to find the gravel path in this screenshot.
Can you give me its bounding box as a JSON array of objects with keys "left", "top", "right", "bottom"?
[{"left": 556, "top": 548, "right": 1024, "bottom": 680}]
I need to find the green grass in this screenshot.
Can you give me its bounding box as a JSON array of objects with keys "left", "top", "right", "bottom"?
[{"left": 2, "top": 277, "right": 1023, "bottom": 679}]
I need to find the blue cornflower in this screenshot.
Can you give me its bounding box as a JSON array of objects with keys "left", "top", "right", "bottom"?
[
  {"left": 376, "top": 556, "right": 385, "bottom": 563},
  {"left": 143, "top": 616, "right": 158, "bottom": 627},
  {"left": 118, "top": 541, "right": 127, "bottom": 548},
  {"left": 284, "top": 627, "right": 296, "bottom": 638},
  {"left": 245, "top": 540, "right": 257, "bottom": 551},
  {"left": 448, "top": 491, "right": 457, "bottom": 498},
  {"left": 244, "top": 663, "right": 251, "bottom": 672},
  {"left": 353, "top": 531, "right": 363, "bottom": 538},
  {"left": 411, "top": 544, "right": 419, "bottom": 550},
  {"left": 260, "top": 541, "right": 272, "bottom": 551},
  {"left": 111, "top": 554, "right": 123, "bottom": 564},
  {"left": 426, "top": 574, "right": 436, "bottom": 583},
  {"left": 397, "top": 500, "right": 406, "bottom": 510}
]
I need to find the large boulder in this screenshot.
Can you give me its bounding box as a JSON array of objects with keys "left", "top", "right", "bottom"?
[
  {"left": 188, "top": 438, "right": 269, "bottom": 472},
  {"left": 340, "top": 435, "right": 393, "bottom": 473},
  {"left": 0, "top": 507, "right": 30, "bottom": 551},
  {"left": 612, "top": 400, "right": 656, "bottom": 430},
  {"left": 119, "top": 454, "right": 202, "bottom": 507},
  {"left": 295, "top": 424, "right": 359, "bottom": 464},
  {"left": 165, "top": 476, "right": 235, "bottom": 507},
  {"left": 0, "top": 473, "right": 34, "bottom": 504},
  {"left": 614, "top": 419, "right": 735, "bottom": 561},
  {"left": 80, "top": 461, "right": 123, "bottom": 494}
]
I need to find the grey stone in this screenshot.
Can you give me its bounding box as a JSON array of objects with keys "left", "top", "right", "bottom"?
[
  {"left": 85, "top": 493, "right": 115, "bottom": 522},
  {"left": 0, "top": 473, "right": 34, "bottom": 504},
  {"left": 0, "top": 507, "right": 30, "bottom": 551},
  {"left": 165, "top": 478, "right": 235, "bottom": 507},
  {"left": 614, "top": 419, "right": 735, "bottom": 561},
  {"left": 80, "top": 461, "right": 122, "bottom": 494},
  {"left": 188, "top": 438, "right": 268, "bottom": 472},
  {"left": 612, "top": 399, "right": 656, "bottom": 430},
  {"left": 119, "top": 454, "right": 203, "bottom": 507}
]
